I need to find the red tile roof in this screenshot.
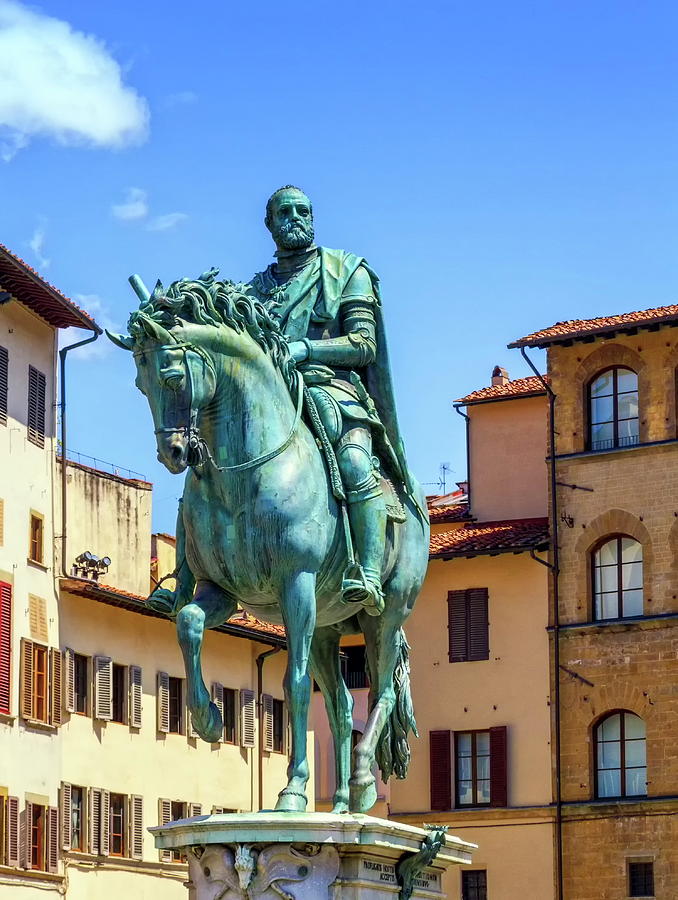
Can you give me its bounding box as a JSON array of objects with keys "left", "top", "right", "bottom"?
[
  {"left": 428, "top": 501, "right": 471, "bottom": 523},
  {"left": 429, "top": 517, "right": 549, "bottom": 559},
  {"left": 457, "top": 375, "right": 548, "bottom": 405},
  {"left": 60, "top": 577, "right": 286, "bottom": 644},
  {"left": 0, "top": 243, "right": 100, "bottom": 331},
  {"left": 508, "top": 304, "right": 678, "bottom": 349}
]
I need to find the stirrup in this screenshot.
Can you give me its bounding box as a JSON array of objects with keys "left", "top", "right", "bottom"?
[{"left": 342, "top": 570, "right": 384, "bottom": 617}]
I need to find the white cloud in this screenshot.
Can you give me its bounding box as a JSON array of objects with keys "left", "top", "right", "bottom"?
[
  {"left": 59, "top": 294, "right": 119, "bottom": 359},
  {"left": 0, "top": 0, "right": 149, "bottom": 161},
  {"left": 163, "top": 90, "right": 197, "bottom": 108},
  {"left": 146, "top": 212, "right": 188, "bottom": 232},
  {"left": 111, "top": 187, "right": 148, "bottom": 221},
  {"left": 28, "top": 220, "right": 50, "bottom": 269}
]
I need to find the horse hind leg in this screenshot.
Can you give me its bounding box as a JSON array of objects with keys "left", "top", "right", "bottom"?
[
  {"left": 176, "top": 580, "right": 237, "bottom": 743},
  {"left": 309, "top": 626, "right": 354, "bottom": 813}
]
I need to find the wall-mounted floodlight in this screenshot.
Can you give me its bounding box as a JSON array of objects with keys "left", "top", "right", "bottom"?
[{"left": 72, "top": 551, "right": 112, "bottom": 581}]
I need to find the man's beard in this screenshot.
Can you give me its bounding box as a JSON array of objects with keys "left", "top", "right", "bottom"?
[{"left": 273, "top": 219, "right": 315, "bottom": 251}]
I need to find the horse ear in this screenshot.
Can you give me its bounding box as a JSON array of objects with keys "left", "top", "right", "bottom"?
[
  {"left": 140, "top": 316, "right": 175, "bottom": 345},
  {"left": 150, "top": 279, "right": 165, "bottom": 300},
  {"left": 105, "top": 330, "right": 135, "bottom": 351}
]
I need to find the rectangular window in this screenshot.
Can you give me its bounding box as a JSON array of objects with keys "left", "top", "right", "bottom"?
[
  {"left": 111, "top": 663, "right": 126, "bottom": 724},
  {"left": 170, "top": 801, "right": 187, "bottom": 862},
  {"left": 29, "top": 513, "right": 44, "bottom": 565},
  {"left": 0, "top": 345, "right": 7, "bottom": 426},
  {"left": 455, "top": 726, "right": 508, "bottom": 808},
  {"left": 27, "top": 365, "right": 46, "bottom": 448},
  {"left": 628, "top": 861, "right": 654, "bottom": 897},
  {"left": 224, "top": 688, "right": 236, "bottom": 743},
  {"left": 272, "top": 699, "right": 284, "bottom": 753},
  {"left": 109, "top": 793, "right": 125, "bottom": 857},
  {"left": 168, "top": 677, "right": 183, "bottom": 734},
  {"left": 448, "top": 589, "right": 489, "bottom": 663},
  {"left": 31, "top": 803, "right": 46, "bottom": 870},
  {"left": 0, "top": 581, "right": 11, "bottom": 715},
  {"left": 341, "top": 645, "right": 368, "bottom": 689},
  {"left": 74, "top": 654, "right": 88, "bottom": 714},
  {"left": 71, "top": 786, "right": 84, "bottom": 851},
  {"left": 33, "top": 644, "right": 48, "bottom": 723},
  {"left": 462, "top": 869, "right": 487, "bottom": 900}
]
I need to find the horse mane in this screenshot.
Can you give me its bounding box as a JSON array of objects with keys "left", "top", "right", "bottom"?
[{"left": 127, "top": 269, "right": 295, "bottom": 386}]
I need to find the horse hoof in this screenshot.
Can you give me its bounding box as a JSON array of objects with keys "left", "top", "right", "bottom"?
[
  {"left": 349, "top": 778, "right": 378, "bottom": 814},
  {"left": 192, "top": 701, "right": 223, "bottom": 743},
  {"left": 331, "top": 800, "right": 350, "bottom": 814},
  {"left": 275, "top": 790, "right": 308, "bottom": 813}
]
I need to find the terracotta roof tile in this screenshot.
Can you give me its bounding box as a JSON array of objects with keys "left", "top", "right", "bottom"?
[
  {"left": 0, "top": 243, "right": 100, "bottom": 331},
  {"left": 457, "top": 375, "right": 548, "bottom": 405},
  {"left": 429, "top": 517, "right": 549, "bottom": 559},
  {"left": 508, "top": 304, "right": 678, "bottom": 349},
  {"left": 427, "top": 502, "right": 471, "bottom": 523}
]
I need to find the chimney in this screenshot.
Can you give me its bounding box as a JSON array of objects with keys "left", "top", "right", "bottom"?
[{"left": 491, "top": 366, "right": 509, "bottom": 387}]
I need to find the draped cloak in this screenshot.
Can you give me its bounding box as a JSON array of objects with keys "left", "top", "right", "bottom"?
[{"left": 248, "top": 246, "right": 416, "bottom": 499}]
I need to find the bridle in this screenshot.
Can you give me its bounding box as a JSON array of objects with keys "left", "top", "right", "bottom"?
[{"left": 143, "top": 341, "right": 303, "bottom": 473}]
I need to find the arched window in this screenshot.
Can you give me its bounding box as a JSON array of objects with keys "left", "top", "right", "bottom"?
[
  {"left": 595, "top": 712, "right": 646, "bottom": 798},
  {"left": 592, "top": 536, "right": 643, "bottom": 620},
  {"left": 589, "top": 367, "right": 639, "bottom": 451}
]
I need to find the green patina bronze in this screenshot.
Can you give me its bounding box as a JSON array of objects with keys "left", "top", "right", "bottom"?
[{"left": 108, "top": 188, "right": 430, "bottom": 814}]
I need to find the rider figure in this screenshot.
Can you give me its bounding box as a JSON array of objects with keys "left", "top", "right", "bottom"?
[{"left": 248, "top": 186, "right": 417, "bottom": 617}]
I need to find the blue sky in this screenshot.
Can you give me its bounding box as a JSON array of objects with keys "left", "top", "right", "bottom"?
[{"left": 3, "top": 0, "right": 678, "bottom": 532}]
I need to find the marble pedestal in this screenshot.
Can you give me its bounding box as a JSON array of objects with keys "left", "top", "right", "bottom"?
[{"left": 151, "top": 812, "right": 475, "bottom": 899}]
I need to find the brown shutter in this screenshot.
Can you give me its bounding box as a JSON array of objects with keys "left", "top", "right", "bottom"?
[
  {"left": 64, "top": 649, "right": 75, "bottom": 714},
  {"left": 239, "top": 689, "right": 256, "bottom": 748},
  {"left": 0, "top": 581, "right": 11, "bottom": 715},
  {"left": 468, "top": 588, "right": 489, "bottom": 661},
  {"left": 89, "top": 789, "right": 101, "bottom": 855},
  {"left": 211, "top": 682, "right": 224, "bottom": 742},
  {"left": 0, "top": 345, "right": 7, "bottom": 426},
  {"left": 49, "top": 647, "right": 62, "bottom": 726},
  {"left": 60, "top": 784, "right": 72, "bottom": 851},
  {"left": 46, "top": 806, "right": 58, "bottom": 873},
  {"left": 20, "top": 638, "right": 34, "bottom": 719},
  {"left": 447, "top": 591, "right": 468, "bottom": 662},
  {"left": 489, "top": 725, "right": 508, "bottom": 807},
  {"left": 21, "top": 801, "right": 33, "bottom": 869},
  {"left": 188, "top": 803, "right": 202, "bottom": 817},
  {"left": 429, "top": 730, "right": 452, "bottom": 810},
  {"left": 158, "top": 799, "right": 172, "bottom": 862},
  {"left": 7, "top": 796, "right": 19, "bottom": 866},
  {"left": 129, "top": 665, "right": 142, "bottom": 729},
  {"left": 27, "top": 366, "right": 46, "bottom": 448},
  {"left": 94, "top": 656, "right": 113, "bottom": 721},
  {"left": 129, "top": 795, "right": 143, "bottom": 860},
  {"left": 157, "top": 672, "right": 170, "bottom": 733},
  {"left": 99, "top": 790, "right": 110, "bottom": 857},
  {"left": 262, "top": 694, "right": 274, "bottom": 752}
]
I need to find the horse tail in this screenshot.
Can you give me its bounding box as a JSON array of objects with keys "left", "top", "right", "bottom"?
[{"left": 375, "top": 628, "right": 418, "bottom": 782}]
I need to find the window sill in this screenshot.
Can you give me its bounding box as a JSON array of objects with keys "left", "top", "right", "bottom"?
[
  {"left": 26, "top": 558, "right": 49, "bottom": 572},
  {"left": 21, "top": 717, "right": 57, "bottom": 732},
  {"left": 0, "top": 712, "right": 16, "bottom": 724},
  {"left": 0, "top": 864, "right": 63, "bottom": 882},
  {"left": 554, "top": 436, "right": 678, "bottom": 462},
  {"left": 551, "top": 612, "right": 678, "bottom": 635}
]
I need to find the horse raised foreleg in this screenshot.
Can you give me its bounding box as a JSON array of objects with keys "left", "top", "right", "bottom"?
[
  {"left": 309, "top": 626, "right": 354, "bottom": 813},
  {"left": 275, "top": 570, "right": 316, "bottom": 813},
  {"left": 176, "top": 580, "right": 237, "bottom": 744}
]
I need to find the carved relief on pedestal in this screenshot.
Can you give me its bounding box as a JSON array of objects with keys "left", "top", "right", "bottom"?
[{"left": 187, "top": 842, "right": 340, "bottom": 899}]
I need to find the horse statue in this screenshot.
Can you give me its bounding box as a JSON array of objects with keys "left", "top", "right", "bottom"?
[{"left": 108, "top": 271, "right": 430, "bottom": 814}]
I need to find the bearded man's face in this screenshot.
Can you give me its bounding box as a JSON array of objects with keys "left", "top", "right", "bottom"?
[{"left": 267, "top": 190, "right": 315, "bottom": 251}]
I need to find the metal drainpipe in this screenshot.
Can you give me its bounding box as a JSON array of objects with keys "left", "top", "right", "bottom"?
[
  {"left": 453, "top": 404, "right": 471, "bottom": 511},
  {"left": 520, "top": 346, "right": 563, "bottom": 900},
  {"left": 256, "top": 645, "right": 281, "bottom": 810},
  {"left": 59, "top": 329, "right": 100, "bottom": 576}
]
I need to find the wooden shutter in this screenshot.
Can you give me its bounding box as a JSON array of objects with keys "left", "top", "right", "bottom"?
[
  {"left": 63, "top": 648, "right": 75, "bottom": 714},
  {"left": 7, "top": 796, "right": 19, "bottom": 866},
  {"left": 49, "top": 647, "right": 62, "bottom": 726},
  {"left": 429, "top": 730, "right": 452, "bottom": 811},
  {"left": 94, "top": 656, "right": 113, "bottom": 721},
  {"left": 0, "top": 345, "right": 7, "bottom": 426},
  {"left": 158, "top": 799, "right": 172, "bottom": 862},
  {"left": 0, "top": 581, "right": 11, "bottom": 715},
  {"left": 27, "top": 366, "right": 46, "bottom": 448},
  {"left": 467, "top": 588, "right": 489, "bottom": 661},
  {"left": 211, "top": 682, "right": 224, "bottom": 742},
  {"left": 262, "top": 694, "right": 274, "bottom": 752},
  {"left": 46, "top": 806, "right": 58, "bottom": 873},
  {"left": 188, "top": 802, "right": 202, "bottom": 817},
  {"left": 489, "top": 725, "right": 508, "bottom": 807},
  {"left": 129, "top": 665, "right": 142, "bottom": 728},
  {"left": 157, "top": 672, "right": 170, "bottom": 733},
  {"left": 89, "top": 789, "right": 101, "bottom": 855},
  {"left": 100, "top": 790, "right": 110, "bottom": 857},
  {"left": 447, "top": 591, "right": 468, "bottom": 662},
  {"left": 239, "top": 689, "right": 256, "bottom": 748},
  {"left": 20, "top": 802, "right": 32, "bottom": 869},
  {"left": 20, "top": 638, "right": 34, "bottom": 719},
  {"left": 129, "top": 795, "right": 143, "bottom": 860},
  {"left": 60, "top": 784, "right": 72, "bottom": 851}
]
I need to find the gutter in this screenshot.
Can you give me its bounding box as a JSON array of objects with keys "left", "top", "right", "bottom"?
[
  {"left": 59, "top": 328, "right": 101, "bottom": 576},
  {"left": 453, "top": 404, "right": 472, "bottom": 514},
  {"left": 256, "top": 646, "right": 282, "bottom": 810}
]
